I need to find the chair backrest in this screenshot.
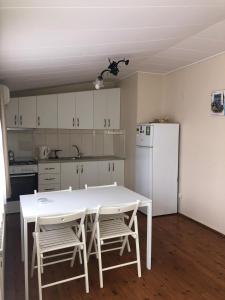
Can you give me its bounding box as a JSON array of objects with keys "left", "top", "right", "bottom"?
[
  {"left": 94, "top": 200, "right": 140, "bottom": 229},
  {"left": 85, "top": 182, "right": 117, "bottom": 190},
  {"left": 35, "top": 210, "right": 86, "bottom": 233},
  {"left": 34, "top": 186, "right": 72, "bottom": 195}
]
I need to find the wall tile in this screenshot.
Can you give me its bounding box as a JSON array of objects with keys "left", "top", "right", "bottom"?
[
  {"left": 93, "top": 133, "right": 104, "bottom": 156},
  {"left": 81, "top": 134, "right": 93, "bottom": 156}
]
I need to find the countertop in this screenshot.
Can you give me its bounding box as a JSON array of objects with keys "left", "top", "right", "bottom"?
[{"left": 38, "top": 155, "right": 125, "bottom": 164}]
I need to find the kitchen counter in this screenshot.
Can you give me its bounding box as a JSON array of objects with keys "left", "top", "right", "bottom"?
[{"left": 38, "top": 155, "right": 125, "bottom": 164}]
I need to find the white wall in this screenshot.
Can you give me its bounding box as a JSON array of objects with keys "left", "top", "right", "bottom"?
[
  {"left": 120, "top": 73, "right": 138, "bottom": 189},
  {"left": 120, "top": 72, "right": 164, "bottom": 189},
  {"left": 163, "top": 54, "right": 225, "bottom": 234}
]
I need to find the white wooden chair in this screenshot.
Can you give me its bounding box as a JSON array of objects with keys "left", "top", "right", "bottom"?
[
  {"left": 84, "top": 182, "right": 131, "bottom": 252},
  {"left": 31, "top": 211, "right": 89, "bottom": 300},
  {"left": 33, "top": 187, "right": 83, "bottom": 264},
  {"left": 87, "top": 201, "right": 141, "bottom": 288}
]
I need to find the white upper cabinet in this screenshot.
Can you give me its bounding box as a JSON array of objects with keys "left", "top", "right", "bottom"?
[
  {"left": 18, "top": 96, "right": 36, "bottom": 128},
  {"left": 37, "top": 94, "right": 58, "bottom": 128},
  {"left": 107, "top": 88, "right": 120, "bottom": 129},
  {"left": 6, "top": 88, "right": 120, "bottom": 130},
  {"left": 93, "top": 88, "right": 120, "bottom": 129},
  {"left": 5, "top": 98, "right": 19, "bottom": 128},
  {"left": 58, "top": 93, "right": 76, "bottom": 129},
  {"left": 93, "top": 90, "right": 108, "bottom": 129},
  {"left": 6, "top": 97, "right": 36, "bottom": 128},
  {"left": 75, "top": 91, "right": 93, "bottom": 129}
]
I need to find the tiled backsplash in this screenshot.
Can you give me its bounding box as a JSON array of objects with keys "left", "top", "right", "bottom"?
[{"left": 7, "top": 129, "right": 125, "bottom": 159}]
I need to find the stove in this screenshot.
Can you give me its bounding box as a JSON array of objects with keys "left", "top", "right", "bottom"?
[
  {"left": 9, "top": 159, "right": 38, "bottom": 175},
  {"left": 8, "top": 159, "right": 38, "bottom": 213}
]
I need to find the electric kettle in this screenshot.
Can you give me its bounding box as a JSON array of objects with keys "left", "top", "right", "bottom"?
[{"left": 38, "top": 146, "right": 51, "bottom": 160}]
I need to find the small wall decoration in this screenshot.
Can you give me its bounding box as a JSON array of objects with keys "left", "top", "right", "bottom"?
[{"left": 211, "top": 90, "right": 224, "bottom": 115}]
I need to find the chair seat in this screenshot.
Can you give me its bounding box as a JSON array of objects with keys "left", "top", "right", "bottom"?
[
  {"left": 40, "top": 221, "right": 78, "bottom": 232},
  {"left": 99, "top": 219, "right": 133, "bottom": 240},
  {"left": 100, "top": 213, "right": 128, "bottom": 221},
  {"left": 36, "top": 227, "right": 82, "bottom": 253}
]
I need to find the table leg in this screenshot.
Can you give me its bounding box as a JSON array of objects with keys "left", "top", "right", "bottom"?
[
  {"left": 146, "top": 203, "right": 152, "bottom": 270},
  {"left": 20, "top": 211, "right": 24, "bottom": 261},
  {"left": 24, "top": 219, "right": 29, "bottom": 300}
]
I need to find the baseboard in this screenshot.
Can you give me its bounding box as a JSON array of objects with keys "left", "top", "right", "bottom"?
[{"left": 179, "top": 213, "right": 225, "bottom": 237}]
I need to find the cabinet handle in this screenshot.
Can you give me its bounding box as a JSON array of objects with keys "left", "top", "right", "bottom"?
[
  {"left": 108, "top": 119, "right": 110, "bottom": 128},
  {"left": 44, "top": 178, "right": 56, "bottom": 181},
  {"left": 76, "top": 166, "right": 79, "bottom": 174},
  {"left": 104, "top": 119, "right": 106, "bottom": 128},
  {"left": 37, "top": 116, "right": 40, "bottom": 126},
  {"left": 20, "top": 115, "right": 22, "bottom": 126},
  {"left": 77, "top": 117, "right": 79, "bottom": 127},
  {"left": 112, "top": 162, "right": 115, "bottom": 172},
  {"left": 81, "top": 165, "right": 83, "bottom": 174},
  {"left": 108, "top": 162, "right": 110, "bottom": 172},
  {"left": 45, "top": 167, "right": 55, "bottom": 170},
  {"left": 14, "top": 115, "right": 17, "bottom": 126},
  {"left": 73, "top": 117, "right": 75, "bottom": 127}
]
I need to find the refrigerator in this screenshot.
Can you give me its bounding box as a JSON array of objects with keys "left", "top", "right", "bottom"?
[{"left": 135, "top": 123, "right": 179, "bottom": 216}]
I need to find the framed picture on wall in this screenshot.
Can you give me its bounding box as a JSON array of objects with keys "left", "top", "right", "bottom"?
[{"left": 211, "top": 90, "right": 224, "bottom": 115}]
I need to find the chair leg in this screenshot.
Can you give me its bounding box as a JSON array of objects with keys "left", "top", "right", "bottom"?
[
  {"left": 31, "top": 239, "right": 36, "bottom": 278},
  {"left": 126, "top": 237, "right": 131, "bottom": 252},
  {"left": 134, "top": 218, "right": 141, "bottom": 278},
  {"left": 96, "top": 226, "right": 103, "bottom": 288},
  {"left": 41, "top": 255, "right": 44, "bottom": 274},
  {"left": 78, "top": 248, "right": 83, "bottom": 264},
  {"left": 70, "top": 247, "right": 78, "bottom": 267},
  {"left": 82, "top": 225, "right": 89, "bottom": 293},
  {"left": 37, "top": 249, "right": 43, "bottom": 300},
  {"left": 120, "top": 236, "right": 128, "bottom": 256},
  {"left": 87, "top": 224, "right": 96, "bottom": 261}
]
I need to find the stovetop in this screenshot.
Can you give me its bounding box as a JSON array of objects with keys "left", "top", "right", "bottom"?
[{"left": 9, "top": 159, "right": 37, "bottom": 166}]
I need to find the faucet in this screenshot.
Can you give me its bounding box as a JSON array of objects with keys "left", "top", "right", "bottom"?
[{"left": 72, "top": 145, "right": 81, "bottom": 158}]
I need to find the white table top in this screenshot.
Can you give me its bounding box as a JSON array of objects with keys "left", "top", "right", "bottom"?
[{"left": 20, "top": 186, "right": 151, "bottom": 221}]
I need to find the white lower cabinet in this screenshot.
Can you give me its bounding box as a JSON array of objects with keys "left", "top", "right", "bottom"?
[
  {"left": 60, "top": 160, "right": 124, "bottom": 190},
  {"left": 79, "top": 161, "right": 99, "bottom": 188},
  {"left": 39, "top": 160, "right": 124, "bottom": 192},
  {"left": 61, "top": 161, "right": 99, "bottom": 190},
  {"left": 98, "top": 160, "right": 124, "bottom": 186},
  {"left": 60, "top": 162, "right": 79, "bottom": 190},
  {"left": 38, "top": 163, "right": 61, "bottom": 192}
]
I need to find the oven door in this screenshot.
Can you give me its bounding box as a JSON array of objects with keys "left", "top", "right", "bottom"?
[{"left": 9, "top": 173, "right": 38, "bottom": 202}]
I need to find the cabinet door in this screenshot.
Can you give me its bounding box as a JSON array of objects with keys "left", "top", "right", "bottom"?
[
  {"left": 5, "top": 98, "right": 19, "bottom": 128},
  {"left": 79, "top": 161, "right": 99, "bottom": 188},
  {"left": 18, "top": 96, "right": 36, "bottom": 128},
  {"left": 111, "top": 160, "right": 124, "bottom": 185},
  {"left": 107, "top": 88, "right": 120, "bottom": 129},
  {"left": 75, "top": 91, "right": 93, "bottom": 129},
  {"left": 98, "top": 161, "right": 113, "bottom": 186},
  {"left": 93, "top": 90, "right": 107, "bottom": 129},
  {"left": 60, "top": 162, "right": 79, "bottom": 190},
  {"left": 58, "top": 93, "right": 75, "bottom": 129},
  {"left": 37, "top": 94, "right": 58, "bottom": 128}
]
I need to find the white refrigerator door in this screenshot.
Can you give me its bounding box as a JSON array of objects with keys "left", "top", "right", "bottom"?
[
  {"left": 135, "top": 146, "right": 153, "bottom": 215},
  {"left": 152, "top": 124, "right": 179, "bottom": 216}
]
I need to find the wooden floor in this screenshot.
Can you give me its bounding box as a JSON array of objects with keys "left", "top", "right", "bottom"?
[{"left": 5, "top": 213, "right": 225, "bottom": 300}]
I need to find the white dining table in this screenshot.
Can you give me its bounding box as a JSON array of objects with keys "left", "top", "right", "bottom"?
[{"left": 20, "top": 186, "right": 152, "bottom": 300}]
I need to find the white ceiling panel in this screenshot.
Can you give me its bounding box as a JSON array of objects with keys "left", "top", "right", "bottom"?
[{"left": 1, "top": 1, "right": 225, "bottom": 90}]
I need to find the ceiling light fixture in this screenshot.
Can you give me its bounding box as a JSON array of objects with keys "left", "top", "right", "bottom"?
[{"left": 94, "top": 58, "right": 129, "bottom": 89}]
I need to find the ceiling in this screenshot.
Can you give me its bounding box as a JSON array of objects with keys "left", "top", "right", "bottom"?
[{"left": 1, "top": 0, "right": 225, "bottom": 91}]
